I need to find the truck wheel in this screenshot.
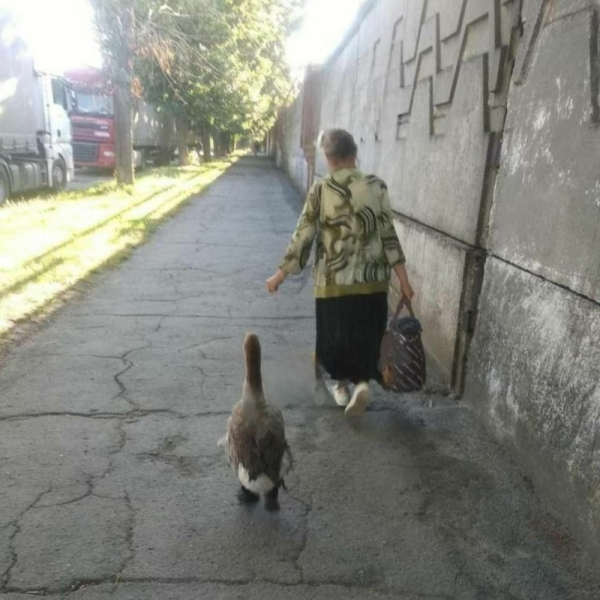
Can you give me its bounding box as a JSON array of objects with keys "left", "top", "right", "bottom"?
[
  {"left": 0, "top": 169, "right": 9, "bottom": 206},
  {"left": 51, "top": 159, "right": 67, "bottom": 191}
]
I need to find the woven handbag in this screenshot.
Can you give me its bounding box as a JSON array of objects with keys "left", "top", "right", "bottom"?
[{"left": 379, "top": 296, "right": 426, "bottom": 392}]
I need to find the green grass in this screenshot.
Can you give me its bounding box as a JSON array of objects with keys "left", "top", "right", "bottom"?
[{"left": 0, "top": 159, "right": 235, "bottom": 342}]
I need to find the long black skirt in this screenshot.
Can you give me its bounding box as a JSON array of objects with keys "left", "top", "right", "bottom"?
[{"left": 315, "top": 292, "right": 387, "bottom": 384}]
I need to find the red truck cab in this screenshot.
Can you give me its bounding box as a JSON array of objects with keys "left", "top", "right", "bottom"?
[{"left": 65, "top": 68, "right": 117, "bottom": 169}]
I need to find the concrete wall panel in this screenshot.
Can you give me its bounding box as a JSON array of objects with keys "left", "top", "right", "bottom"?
[
  {"left": 286, "top": 0, "right": 520, "bottom": 392},
  {"left": 315, "top": 1, "right": 517, "bottom": 244},
  {"left": 491, "top": 9, "right": 600, "bottom": 302},
  {"left": 464, "top": 257, "right": 600, "bottom": 554},
  {"left": 387, "top": 59, "right": 489, "bottom": 245},
  {"left": 278, "top": 93, "right": 307, "bottom": 192},
  {"left": 393, "top": 218, "right": 470, "bottom": 380}
]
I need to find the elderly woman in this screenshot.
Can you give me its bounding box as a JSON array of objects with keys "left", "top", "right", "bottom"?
[{"left": 267, "top": 129, "right": 414, "bottom": 415}]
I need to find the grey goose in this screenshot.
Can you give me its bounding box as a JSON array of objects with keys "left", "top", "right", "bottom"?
[{"left": 219, "top": 333, "right": 292, "bottom": 510}]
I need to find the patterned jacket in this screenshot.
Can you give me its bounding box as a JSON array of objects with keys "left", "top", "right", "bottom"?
[{"left": 280, "top": 168, "right": 405, "bottom": 299}]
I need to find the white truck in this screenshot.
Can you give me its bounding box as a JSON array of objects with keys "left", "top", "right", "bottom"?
[{"left": 0, "top": 9, "right": 74, "bottom": 205}]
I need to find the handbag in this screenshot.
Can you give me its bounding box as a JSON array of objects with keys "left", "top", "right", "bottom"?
[{"left": 379, "top": 296, "right": 426, "bottom": 392}]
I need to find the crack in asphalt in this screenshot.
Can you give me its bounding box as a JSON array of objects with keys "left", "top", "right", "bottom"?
[
  {"left": 110, "top": 344, "right": 153, "bottom": 411},
  {"left": 32, "top": 483, "right": 94, "bottom": 511},
  {"left": 1, "top": 576, "right": 456, "bottom": 598},
  {"left": 288, "top": 491, "right": 313, "bottom": 585},
  {"left": 1, "top": 487, "right": 53, "bottom": 589},
  {"left": 119, "top": 490, "right": 136, "bottom": 577},
  {"left": 177, "top": 336, "right": 240, "bottom": 360},
  {"left": 3, "top": 478, "right": 132, "bottom": 593},
  {"left": 153, "top": 315, "right": 168, "bottom": 333},
  {"left": 0, "top": 393, "right": 232, "bottom": 595},
  {"left": 74, "top": 313, "right": 314, "bottom": 321},
  {"left": 0, "top": 409, "right": 235, "bottom": 423}
]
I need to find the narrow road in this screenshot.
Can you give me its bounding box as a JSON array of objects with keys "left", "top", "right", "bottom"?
[
  {"left": 0, "top": 157, "right": 598, "bottom": 599},
  {"left": 70, "top": 169, "right": 113, "bottom": 192}
]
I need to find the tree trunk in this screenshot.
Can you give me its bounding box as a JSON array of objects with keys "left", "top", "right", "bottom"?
[
  {"left": 201, "top": 130, "right": 211, "bottom": 162},
  {"left": 176, "top": 117, "right": 189, "bottom": 166},
  {"left": 222, "top": 132, "right": 231, "bottom": 156},
  {"left": 114, "top": 85, "right": 134, "bottom": 184},
  {"left": 114, "top": 5, "right": 134, "bottom": 186},
  {"left": 158, "top": 113, "right": 175, "bottom": 166},
  {"left": 211, "top": 129, "right": 221, "bottom": 159}
]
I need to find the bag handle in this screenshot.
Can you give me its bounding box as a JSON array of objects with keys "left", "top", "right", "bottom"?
[
  {"left": 381, "top": 295, "right": 415, "bottom": 383},
  {"left": 391, "top": 294, "right": 415, "bottom": 323}
]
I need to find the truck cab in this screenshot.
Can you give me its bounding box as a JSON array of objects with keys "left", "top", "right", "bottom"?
[
  {"left": 66, "top": 69, "right": 116, "bottom": 168},
  {"left": 0, "top": 9, "right": 74, "bottom": 203},
  {"left": 65, "top": 68, "right": 173, "bottom": 171},
  {"left": 42, "top": 75, "right": 75, "bottom": 186}
]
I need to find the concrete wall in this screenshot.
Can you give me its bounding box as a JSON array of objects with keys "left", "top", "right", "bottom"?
[
  {"left": 465, "top": 258, "right": 600, "bottom": 554},
  {"left": 465, "top": 0, "right": 600, "bottom": 555},
  {"left": 275, "top": 0, "right": 600, "bottom": 555},
  {"left": 280, "top": 0, "right": 521, "bottom": 384},
  {"left": 276, "top": 89, "right": 308, "bottom": 191}
]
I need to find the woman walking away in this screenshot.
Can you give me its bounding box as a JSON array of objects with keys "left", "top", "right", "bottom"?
[{"left": 266, "top": 129, "right": 414, "bottom": 416}]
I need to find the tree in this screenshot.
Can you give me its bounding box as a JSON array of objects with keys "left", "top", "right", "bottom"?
[
  {"left": 133, "top": 0, "right": 228, "bottom": 164},
  {"left": 135, "top": 0, "right": 302, "bottom": 149},
  {"left": 92, "top": 0, "right": 302, "bottom": 180},
  {"left": 92, "top": 0, "right": 136, "bottom": 185}
]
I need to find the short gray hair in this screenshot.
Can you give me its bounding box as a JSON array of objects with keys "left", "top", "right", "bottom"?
[{"left": 320, "top": 129, "right": 357, "bottom": 160}]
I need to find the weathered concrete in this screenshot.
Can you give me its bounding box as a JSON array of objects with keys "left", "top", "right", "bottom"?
[
  {"left": 0, "top": 354, "right": 130, "bottom": 418},
  {"left": 274, "top": 0, "right": 600, "bottom": 556},
  {"left": 465, "top": 0, "right": 600, "bottom": 555},
  {"left": 10, "top": 496, "right": 131, "bottom": 590},
  {"left": 465, "top": 257, "right": 600, "bottom": 556},
  {"left": 313, "top": 0, "right": 517, "bottom": 244},
  {"left": 0, "top": 158, "right": 599, "bottom": 598},
  {"left": 0, "top": 582, "right": 425, "bottom": 599},
  {"left": 392, "top": 217, "right": 471, "bottom": 381},
  {"left": 276, "top": 89, "right": 309, "bottom": 192},
  {"left": 491, "top": 5, "right": 600, "bottom": 302}
]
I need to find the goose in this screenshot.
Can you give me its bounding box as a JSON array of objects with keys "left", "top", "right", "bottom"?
[{"left": 219, "top": 333, "right": 292, "bottom": 511}]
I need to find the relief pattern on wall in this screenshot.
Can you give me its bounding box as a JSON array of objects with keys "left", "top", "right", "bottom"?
[{"left": 391, "top": 0, "right": 522, "bottom": 138}]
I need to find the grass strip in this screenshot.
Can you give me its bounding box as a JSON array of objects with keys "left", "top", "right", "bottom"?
[{"left": 0, "top": 159, "right": 234, "bottom": 341}]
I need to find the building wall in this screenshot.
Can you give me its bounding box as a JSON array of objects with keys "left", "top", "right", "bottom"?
[
  {"left": 276, "top": 89, "right": 308, "bottom": 191},
  {"left": 282, "top": 0, "right": 521, "bottom": 384},
  {"left": 465, "top": 0, "right": 600, "bottom": 554},
  {"left": 275, "top": 0, "right": 600, "bottom": 555}
]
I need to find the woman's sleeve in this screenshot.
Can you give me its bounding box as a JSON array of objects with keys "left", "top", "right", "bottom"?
[
  {"left": 380, "top": 187, "right": 406, "bottom": 267},
  {"left": 279, "top": 183, "right": 320, "bottom": 275}
]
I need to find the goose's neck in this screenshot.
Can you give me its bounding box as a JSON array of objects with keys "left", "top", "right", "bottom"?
[
  {"left": 243, "top": 334, "right": 264, "bottom": 406},
  {"left": 242, "top": 382, "right": 266, "bottom": 407}
]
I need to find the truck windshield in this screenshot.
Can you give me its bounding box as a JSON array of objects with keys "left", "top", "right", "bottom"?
[{"left": 74, "top": 92, "right": 114, "bottom": 116}]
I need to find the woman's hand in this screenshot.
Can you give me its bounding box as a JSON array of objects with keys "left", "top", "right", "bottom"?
[{"left": 266, "top": 269, "right": 286, "bottom": 294}]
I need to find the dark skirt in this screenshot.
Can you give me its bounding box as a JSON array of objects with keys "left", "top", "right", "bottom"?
[{"left": 315, "top": 292, "right": 387, "bottom": 384}]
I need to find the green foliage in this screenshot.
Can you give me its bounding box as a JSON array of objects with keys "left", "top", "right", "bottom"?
[{"left": 93, "top": 0, "right": 302, "bottom": 139}]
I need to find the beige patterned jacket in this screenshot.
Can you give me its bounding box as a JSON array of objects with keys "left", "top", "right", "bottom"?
[{"left": 280, "top": 168, "right": 405, "bottom": 299}]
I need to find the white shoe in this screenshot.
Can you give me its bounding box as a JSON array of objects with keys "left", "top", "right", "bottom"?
[
  {"left": 327, "top": 381, "right": 351, "bottom": 407},
  {"left": 345, "top": 382, "right": 370, "bottom": 416}
]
